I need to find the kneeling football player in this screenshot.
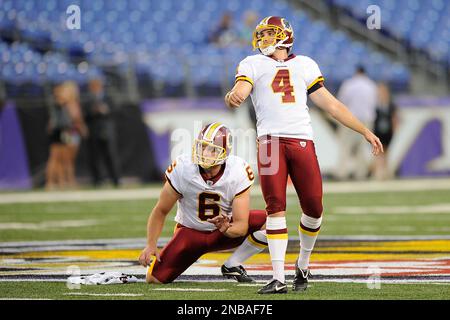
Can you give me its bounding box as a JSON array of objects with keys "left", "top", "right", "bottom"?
[{"left": 138, "top": 122, "right": 268, "bottom": 284}]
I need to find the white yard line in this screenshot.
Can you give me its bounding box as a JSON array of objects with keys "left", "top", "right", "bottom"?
[
  {"left": 63, "top": 292, "right": 143, "bottom": 297},
  {"left": 0, "top": 178, "right": 449, "bottom": 204},
  {"left": 0, "top": 220, "right": 98, "bottom": 230},
  {"left": 334, "top": 204, "right": 450, "bottom": 215},
  {"left": 151, "top": 288, "right": 229, "bottom": 292},
  {"left": 322, "top": 179, "right": 450, "bottom": 193},
  {"left": 0, "top": 279, "right": 147, "bottom": 283},
  {"left": 1, "top": 278, "right": 449, "bottom": 285},
  {"left": 0, "top": 298, "right": 53, "bottom": 300},
  {"left": 2, "top": 235, "right": 450, "bottom": 251},
  {"left": 310, "top": 279, "right": 450, "bottom": 284}
]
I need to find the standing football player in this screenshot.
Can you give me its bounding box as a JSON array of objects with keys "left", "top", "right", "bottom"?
[
  {"left": 139, "top": 122, "right": 268, "bottom": 284},
  {"left": 225, "top": 16, "right": 383, "bottom": 294}
]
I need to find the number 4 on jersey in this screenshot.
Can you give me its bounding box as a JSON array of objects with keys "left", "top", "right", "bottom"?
[{"left": 271, "top": 69, "right": 296, "bottom": 103}]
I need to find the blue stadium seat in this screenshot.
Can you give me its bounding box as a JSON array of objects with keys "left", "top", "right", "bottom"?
[
  {"left": 4, "top": 0, "right": 439, "bottom": 91},
  {"left": 331, "top": 0, "right": 450, "bottom": 63}
]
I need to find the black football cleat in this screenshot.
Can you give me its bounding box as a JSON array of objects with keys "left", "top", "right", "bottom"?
[
  {"left": 221, "top": 264, "right": 255, "bottom": 283},
  {"left": 257, "top": 279, "right": 288, "bottom": 294},
  {"left": 293, "top": 261, "right": 311, "bottom": 292}
]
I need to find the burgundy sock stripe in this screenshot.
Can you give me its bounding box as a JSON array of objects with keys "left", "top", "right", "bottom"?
[
  {"left": 250, "top": 233, "right": 268, "bottom": 245},
  {"left": 266, "top": 228, "right": 288, "bottom": 234},
  {"left": 299, "top": 223, "right": 321, "bottom": 233}
]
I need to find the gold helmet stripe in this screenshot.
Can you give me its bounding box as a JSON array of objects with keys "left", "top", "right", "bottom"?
[
  {"left": 209, "top": 123, "right": 224, "bottom": 141},
  {"left": 202, "top": 123, "right": 216, "bottom": 140},
  {"left": 205, "top": 122, "right": 223, "bottom": 141},
  {"left": 262, "top": 16, "right": 271, "bottom": 25}
]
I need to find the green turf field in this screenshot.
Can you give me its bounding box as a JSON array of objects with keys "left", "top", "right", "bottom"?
[
  {"left": 1, "top": 187, "right": 449, "bottom": 300},
  {"left": 1, "top": 189, "right": 449, "bottom": 242},
  {"left": 1, "top": 281, "right": 449, "bottom": 300}
]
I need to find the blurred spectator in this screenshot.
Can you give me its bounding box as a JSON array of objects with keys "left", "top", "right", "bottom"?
[
  {"left": 83, "top": 78, "right": 120, "bottom": 187},
  {"left": 46, "top": 84, "right": 66, "bottom": 189},
  {"left": 208, "top": 12, "right": 238, "bottom": 47},
  {"left": 336, "top": 66, "right": 378, "bottom": 180},
  {"left": 46, "top": 81, "right": 87, "bottom": 189},
  {"left": 371, "top": 82, "right": 398, "bottom": 180},
  {"left": 237, "top": 11, "right": 258, "bottom": 47},
  {"left": 61, "top": 81, "right": 87, "bottom": 188}
]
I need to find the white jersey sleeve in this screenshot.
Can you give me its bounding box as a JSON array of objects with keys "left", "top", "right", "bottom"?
[
  {"left": 235, "top": 57, "right": 255, "bottom": 87},
  {"left": 303, "top": 56, "right": 324, "bottom": 92},
  {"left": 232, "top": 158, "right": 255, "bottom": 198},
  {"left": 164, "top": 156, "right": 185, "bottom": 196}
]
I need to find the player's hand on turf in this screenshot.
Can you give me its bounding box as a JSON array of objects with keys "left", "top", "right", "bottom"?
[
  {"left": 226, "top": 91, "right": 245, "bottom": 108},
  {"left": 139, "top": 245, "right": 160, "bottom": 267},
  {"left": 364, "top": 130, "right": 384, "bottom": 156},
  {"left": 207, "top": 213, "right": 231, "bottom": 233}
]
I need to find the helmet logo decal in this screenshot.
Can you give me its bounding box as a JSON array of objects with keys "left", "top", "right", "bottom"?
[
  {"left": 226, "top": 132, "right": 232, "bottom": 150},
  {"left": 193, "top": 123, "right": 231, "bottom": 169},
  {"left": 282, "top": 18, "right": 292, "bottom": 31}
]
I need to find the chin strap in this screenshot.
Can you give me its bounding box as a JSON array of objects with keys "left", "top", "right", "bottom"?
[
  {"left": 261, "top": 45, "right": 276, "bottom": 56},
  {"left": 260, "top": 39, "right": 293, "bottom": 56}
]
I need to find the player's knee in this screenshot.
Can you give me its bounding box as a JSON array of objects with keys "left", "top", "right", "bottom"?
[
  {"left": 146, "top": 273, "right": 168, "bottom": 284},
  {"left": 249, "top": 209, "right": 266, "bottom": 216},
  {"left": 265, "top": 198, "right": 286, "bottom": 215},
  {"left": 267, "top": 210, "right": 285, "bottom": 217},
  {"left": 300, "top": 196, "right": 323, "bottom": 219},
  {"left": 146, "top": 274, "right": 160, "bottom": 284},
  {"left": 248, "top": 209, "right": 268, "bottom": 231}
]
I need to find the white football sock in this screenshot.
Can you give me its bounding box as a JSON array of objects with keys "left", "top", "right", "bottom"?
[
  {"left": 298, "top": 214, "right": 322, "bottom": 270},
  {"left": 266, "top": 216, "right": 288, "bottom": 283},
  {"left": 224, "top": 230, "right": 267, "bottom": 268}
]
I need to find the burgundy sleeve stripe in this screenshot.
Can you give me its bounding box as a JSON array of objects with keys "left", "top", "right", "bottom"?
[
  {"left": 299, "top": 223, "right": 321, "bottom": 233},
  {"left": 250, "top": 233, "right": 268, "bottom": 246},
  {"left": 234, "top": 185, "right": 252, "bottom": 198},
  {"left": 266, "top": 228, "right": 288, "bottom": 234},
  {"left": 165, "top": 174, "right": 182, "bottom": 196}
]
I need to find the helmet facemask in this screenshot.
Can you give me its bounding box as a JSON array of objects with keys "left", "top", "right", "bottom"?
[
  {"left": 252, "top": 25, "right": 291, "bottom": 56},
  {"left": 192, "top": 139, "right": 228, "bottom": 169}
]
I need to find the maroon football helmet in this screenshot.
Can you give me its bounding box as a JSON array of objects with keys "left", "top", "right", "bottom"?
[
  {"left": 252, "top": 16, "right": 295, "bottom": 55},
  {"left": 193, "top": 122, "right": 232, "bottom": 169}
]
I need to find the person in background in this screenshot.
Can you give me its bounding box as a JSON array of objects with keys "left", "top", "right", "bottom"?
[
  {"left": 83, "top": 78, "right": 120, "bottom": 187},
  {"left": 371, "top": 82, "right": 398, "bottom": 180},
  {"left": 61, "top": 81, "right": 87, "bottom": 188},
  {"left": 46, "top": 81, "right": 87, "bottom": 189},
  {"left": 46, "top": 84, "right": 69, "bottom": 189},
  {"left": 237, "top": 11, "right": 259, "bottom": 47},
  {"left": 208, "top": 12, "right": 238, "bottom": 47},
  {"left": 336, "top": 65, "right": 378, "bottom": 180}
]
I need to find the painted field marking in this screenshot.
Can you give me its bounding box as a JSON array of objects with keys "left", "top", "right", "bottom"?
[
  {"left": 310, "top": 278, "right": 450, "bottom": 284},
  {"left": 1, "top": 178, "right": 450, "bottom": 204},
  {"left": 0, "top": 220, "right": 98, "bottom": 230},
  {"left": 0, "top": 298, "right": 53, "bottom": 300},
  {"left": 63, "top": 292, "right": 143, "bottom": 297},
  {"left": 237, "top": 283, "right": 314, "bottom": 288},
  {"left": 2, "top": 235, "right": 450, "bottom": 250},
  {"left": 334, "top": 204, "right": 450, "bottom": 215},
  {"left": 151, "top": 288, "right": 229, "bottom": 292}
]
